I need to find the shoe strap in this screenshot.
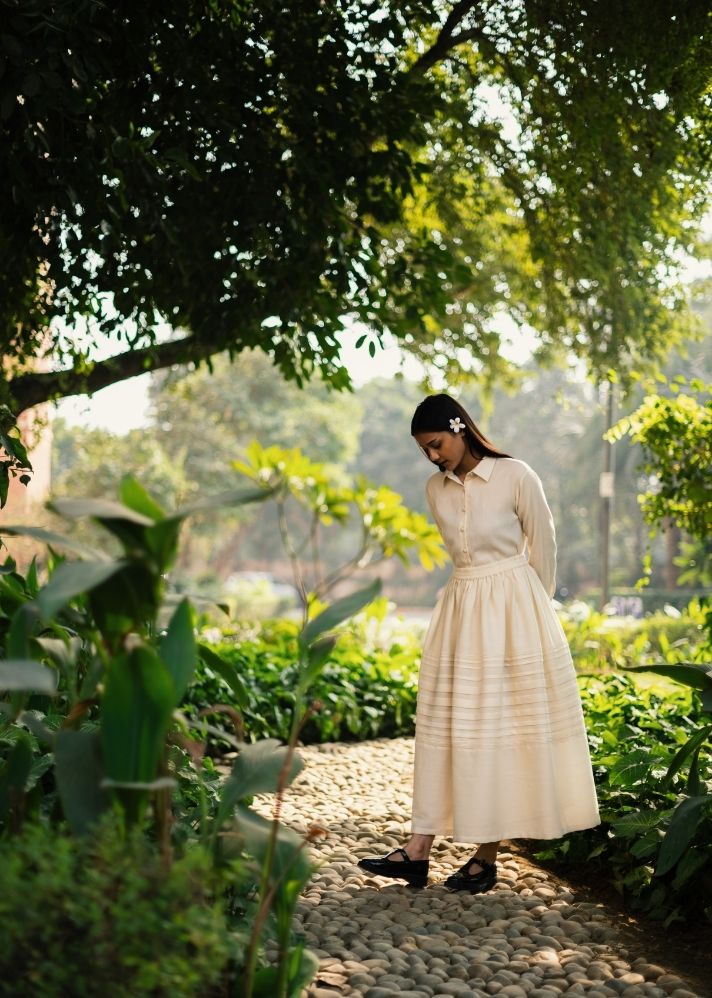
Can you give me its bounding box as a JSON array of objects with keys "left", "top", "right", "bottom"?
[
  {"left": 463, "top": 854, "right": 495, "bottom": 872},
  {"left": 389, "top": 847, "right": 413, "bottom": 863}
]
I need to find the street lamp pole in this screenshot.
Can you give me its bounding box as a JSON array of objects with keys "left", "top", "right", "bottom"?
[{"left": 599, "top": 381, "right": 615, "bottom": 611}]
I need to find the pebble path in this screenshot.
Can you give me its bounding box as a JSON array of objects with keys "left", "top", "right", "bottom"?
[{"left": 250, "top": 737, "right": 706, "bottom": 998}]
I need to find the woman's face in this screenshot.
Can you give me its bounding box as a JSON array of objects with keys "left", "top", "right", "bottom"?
[{"left": 413, "top": 429, "right": 467, "bottom": 473}]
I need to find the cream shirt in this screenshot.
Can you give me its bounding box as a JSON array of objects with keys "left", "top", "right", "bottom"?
[{"left": 425, "top": 455, "right": 558, "bottom": 597}]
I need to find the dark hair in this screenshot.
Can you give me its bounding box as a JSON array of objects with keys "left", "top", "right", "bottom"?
[{"left": 410, "top": 394, "right": 511, "bottom": 460}]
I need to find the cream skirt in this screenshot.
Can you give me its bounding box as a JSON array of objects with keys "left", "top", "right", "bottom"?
[{"left": 411, "top": 553, "right": 601, "bottom": 842}]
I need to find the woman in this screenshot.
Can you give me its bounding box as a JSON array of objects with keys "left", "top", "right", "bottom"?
[{"left": 359, "top": 394, "right": 601, "bottom": 893}]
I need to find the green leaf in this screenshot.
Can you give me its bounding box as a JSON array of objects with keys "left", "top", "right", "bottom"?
[
  {"left": 0, "top": 660, "right": 57, "bottom": 694},
  {"left": 0, "top": 732, "right": 33, "bottom": 818},
  {"left": 661, "top": 724, "right": 712, "bottom": 790},
  {"left": 610, "top": 808, "right": 664, "bottom": 838},
  {"left": 119, "top": 474, "right": 166, "bottom": 520},
  {"left": 0, "top": 524, "right": 108, "bottom": 561},
  {"left": 621, "top": 662, "right": 712, "bottom": 693},
  {"left": 101, "top": 646, "right": 176, "bottom": 823},
  {"left": 54, "top": 729, "right": 111, "bottom": 835},
  {"left": 159, "top": 599, "right": 196, "bottom": 704},
  {"left": 197, "top": 643, "right": 249, "bottom": 708},
  {"left": 302, "top": 578, "right": 381, "bottom": 646},
  {"left": 37, "top": 560, "right": 127, "bottom": 618},
  {"left": 176, "top": 485, "right": 276, "bottom": 518},
  {"left": 51, "top": 497, "right": 154, "bottom": 524},
  {"left": 7, "top": 602, "right": 41, "bottom": 658},
  {"left": 655, "top": 794, "right": 712, "bottom": 877},
  {"left": 215, "top": 740, "right": 303, "bottom": 830},
  {"left": 227, "top": 802, "right": 312, "bottom": 882}
]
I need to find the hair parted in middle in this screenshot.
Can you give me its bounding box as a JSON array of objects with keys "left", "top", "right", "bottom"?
[{"left": 410, "top": 393, "right": 511, "bottom": 460}]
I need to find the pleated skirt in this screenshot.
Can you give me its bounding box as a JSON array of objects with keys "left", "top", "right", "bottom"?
[{"left": 411, "top": 553, "right": 601, "bottom": 842}]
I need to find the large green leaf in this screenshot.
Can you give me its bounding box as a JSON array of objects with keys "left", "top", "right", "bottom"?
[
  {"left": 176, "top": 486, "right": 276, "bottom": 518},
  {"left": 622, "top": 662, "right": 712, "bottom": 692},
  {"left": 102, "top": 646, "right": 176, "bottom": 785},
  {"left": 228, "top": 802, "right": 312, "bottom": 882},
  {"left": 301, "top": 578, "right": 381, "bottom": 647},
  {"left": 0, "top": 524, "right": 108, "bottom": 561},
  {"left": 610, "top": 808, "right": 665, "bottom": 838},
  {"left": 608, "top": 749, "right": 654, "bottom": 787},
  {"left": 0, "top": 732, "right": 33, "bottom": 819},
  {"left": 661, "top": 724, "right": 712, "bottom": 790},
  {"left": 6, "top": 602, "right": 41, "bottom": 658},
  {"left": 54, "top": 729, "right": 111, "bottom": 836},
  {"left": 654, "top": 794, "right": 712, "bottom": 877},
  {"left": 159, "top": 598, "right": 196, "bottom": 704},
  {"left": 50, "top": 497, "right": 154, "bottom": 524},
  {"left": 0, "top": 660, "right": 57, "bottom": 694},
  {"left": 197, "top": 643, "right": 249, "bottom": 708},
  {"left": 119, "top": 475, "right": 166, "bottom": 520},
  {"left": 37, "top": 560, "right": 127, "bottom": 618},
  {"left": 215, "top": 740, "right": 303, "bottom": 831}
]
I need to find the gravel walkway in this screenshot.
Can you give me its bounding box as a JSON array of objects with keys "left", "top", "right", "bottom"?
[{"left": 252, "top": 737, "right": 705, "bottom": 998}]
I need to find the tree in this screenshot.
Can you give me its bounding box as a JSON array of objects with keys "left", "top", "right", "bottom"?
[{"left": 1, "top": 0, "right": 710, "bottom": 415}]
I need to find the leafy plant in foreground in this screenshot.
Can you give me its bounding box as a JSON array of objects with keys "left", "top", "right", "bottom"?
[{"left": 0, "top": 476, "right": 381, "bottom": 996}]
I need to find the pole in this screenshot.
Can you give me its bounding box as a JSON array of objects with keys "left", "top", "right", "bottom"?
[{"left": 599, "top": 381, "right": 615, "bottom": 611}]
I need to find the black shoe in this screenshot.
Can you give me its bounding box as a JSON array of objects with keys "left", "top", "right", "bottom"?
[
  {"left": 358, "top": 847, "right": 429, "bottom": 887},
  {"left": 443, "top": 854, "right": 497, "bottom": 894}
]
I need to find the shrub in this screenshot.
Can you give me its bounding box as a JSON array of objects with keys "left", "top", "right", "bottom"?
[{"left": 0, "top": 816, "right": 235, "bottom": 998}]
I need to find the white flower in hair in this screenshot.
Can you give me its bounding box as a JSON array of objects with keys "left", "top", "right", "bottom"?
[{"left": 449, "top": 417, "right": 465, "bottom": 433}]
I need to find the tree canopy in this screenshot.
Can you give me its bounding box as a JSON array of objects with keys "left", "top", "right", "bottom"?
[{"left": 1, "top": 0, "right": 710, "bottom": 412}]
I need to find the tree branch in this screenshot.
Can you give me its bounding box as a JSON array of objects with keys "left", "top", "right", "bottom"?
[
  {"left": 9, "top": 335, "right": 219, "bottom": 411},
  {"left": 408, "top": 2, "right": 486, "bottom": 76}
]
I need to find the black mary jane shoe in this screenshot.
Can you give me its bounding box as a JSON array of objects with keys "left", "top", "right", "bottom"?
[
  {"left": 443, "top": 854, "right": 498, "bottom": 894},
  {"left": 358, "top": 847, "right": 429, "bottom": 887}
]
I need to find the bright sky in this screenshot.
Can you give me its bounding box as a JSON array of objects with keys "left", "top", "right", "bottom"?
[{"left": 54, "top": 319, "right": 540, "bottom": 434}]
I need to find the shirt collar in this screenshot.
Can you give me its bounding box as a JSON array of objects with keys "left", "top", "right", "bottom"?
[{"left": 442, "top": 455, "right": 497, "bottom": 485}]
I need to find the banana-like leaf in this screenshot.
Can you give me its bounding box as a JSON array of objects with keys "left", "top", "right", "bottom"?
[
  {"left": 159, "top": 599, "right": 196, "bottom": 704},
  {"left": 0, "top": 660, "right": 57, "bottom": 694},
  {"left": 37, "top": 560, "right": 127, "bottom": 618},
  {"left": 55, "top": 729, "right": 111, "bottom": 836},
  {"left": 101, "top": 646, "right": 176, "bottom": 823},
  {"left": 301, "top": 578, "right": 381, "bottom": 647},
  {"left": 654, "top": 794, "right": 712, "bottom": 876}
]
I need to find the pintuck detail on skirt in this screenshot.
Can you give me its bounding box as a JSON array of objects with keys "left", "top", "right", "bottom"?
[{"left": 411, "top": 553, "right": 601, "bottom": 842}]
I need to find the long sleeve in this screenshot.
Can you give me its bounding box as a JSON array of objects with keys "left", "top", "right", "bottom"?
[{"left": 515, "top": 468, "right": 557, "bottom": 597}]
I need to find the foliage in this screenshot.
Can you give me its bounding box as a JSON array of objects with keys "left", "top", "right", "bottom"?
[
  {"left": 0, "top": 815, "right": 234, "bottom": 998},
  {"left": 607, "top": 379, "right": 712, "bottom": 541},
  {"left": 233, "top": 441, "right": 446, "bottom": 609},
  {"left": 0, "top": 476, "right": 380, "bottom": 997},
  {"left": 535, "top": 670, "right": 712, "bottom": 926},
  {"left": 0, "top": 404, "right": 32, "bottom": 508},
  {"left": 190, "top": 602, "right": 423, "bottom": 745},
  {"left": 560, "top": 600, "right": 710, "bottom": 674},
  {"left": 2, "top": 1, "right": 711, "bottom": 413}
]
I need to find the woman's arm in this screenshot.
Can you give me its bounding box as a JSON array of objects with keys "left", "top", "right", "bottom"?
[{"left": 515, "top": 468, "right": 557, "bottom": 598}]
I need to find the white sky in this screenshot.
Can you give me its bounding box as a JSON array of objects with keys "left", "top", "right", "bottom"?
[{"left": 53, "top": 319, "right": 540, "bottom": 433}]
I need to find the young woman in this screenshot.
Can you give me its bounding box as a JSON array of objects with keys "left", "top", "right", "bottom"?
[{"left": 359, "top": 393, "right": 601, "bottom": 892}]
